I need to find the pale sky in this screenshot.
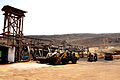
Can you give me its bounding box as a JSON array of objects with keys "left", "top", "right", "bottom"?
[{"left": 0, "top": 0, "right": 120, "bottom": 35}]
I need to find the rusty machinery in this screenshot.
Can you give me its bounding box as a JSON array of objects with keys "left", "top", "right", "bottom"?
[{"left": 1, "top": 5, "right": 27, "bottom": 62}]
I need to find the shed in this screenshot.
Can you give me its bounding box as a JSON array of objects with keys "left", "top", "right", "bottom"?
[{"left": 0, "top": 45, "right": 15, "bottom": 63}]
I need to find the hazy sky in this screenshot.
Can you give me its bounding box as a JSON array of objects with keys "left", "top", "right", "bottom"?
[{"left": 0, "top": 0, "right": 120, "bottom": 35}]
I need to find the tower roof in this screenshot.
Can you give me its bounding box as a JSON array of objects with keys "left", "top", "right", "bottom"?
[{"left": 2, "top": 5, "right": 27, "bottom": 16}]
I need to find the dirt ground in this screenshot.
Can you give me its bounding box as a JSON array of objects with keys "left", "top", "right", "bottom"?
[{"left": 0, "top": 59, "right": 120, "bottom": 80}]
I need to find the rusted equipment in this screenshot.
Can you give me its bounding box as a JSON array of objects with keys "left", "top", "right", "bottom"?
[
  {"left": 87, "top": 53, "right": 97, "bottom": 62},
  {"left": 1, "top": 5, "right": 27, "bottom": 62},
  {"left": 104, "top": 53, "right": 113, "bottom": 60}
]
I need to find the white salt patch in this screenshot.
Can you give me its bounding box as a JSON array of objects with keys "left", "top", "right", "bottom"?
[{"left": 8, "top": 62, "right": 51, "bottom": 69}]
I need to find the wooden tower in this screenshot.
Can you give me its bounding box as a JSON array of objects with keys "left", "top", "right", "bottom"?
[{"left": 1, "top": 5, "right": 27, "bottom": 61}]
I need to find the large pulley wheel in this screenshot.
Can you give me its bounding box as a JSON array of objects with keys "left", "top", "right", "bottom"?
[{"left": 21, "top": 46, "right": 30, "bottom": 61}]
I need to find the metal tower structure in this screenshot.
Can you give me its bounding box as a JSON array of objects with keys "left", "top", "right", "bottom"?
[{"left": 1, "top": 5, "right": 27, "bottom": 61}]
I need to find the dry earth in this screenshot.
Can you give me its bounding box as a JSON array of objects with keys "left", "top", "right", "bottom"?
[{"left": 0, "top": 59, "right": 120, "bottom": 80}]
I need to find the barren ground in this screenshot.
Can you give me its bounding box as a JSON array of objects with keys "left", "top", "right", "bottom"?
[{"left": 0, "top": 59, "right": 120, "bottom": 80}]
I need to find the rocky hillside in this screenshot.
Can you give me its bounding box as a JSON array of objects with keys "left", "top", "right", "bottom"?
[{"left": 25, "top": 33, "right": 120, "bottom": 47}]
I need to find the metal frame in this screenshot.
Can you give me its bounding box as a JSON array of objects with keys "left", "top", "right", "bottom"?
[{"left": 1, "top": 5, "right": 27, "bottom": 62}]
